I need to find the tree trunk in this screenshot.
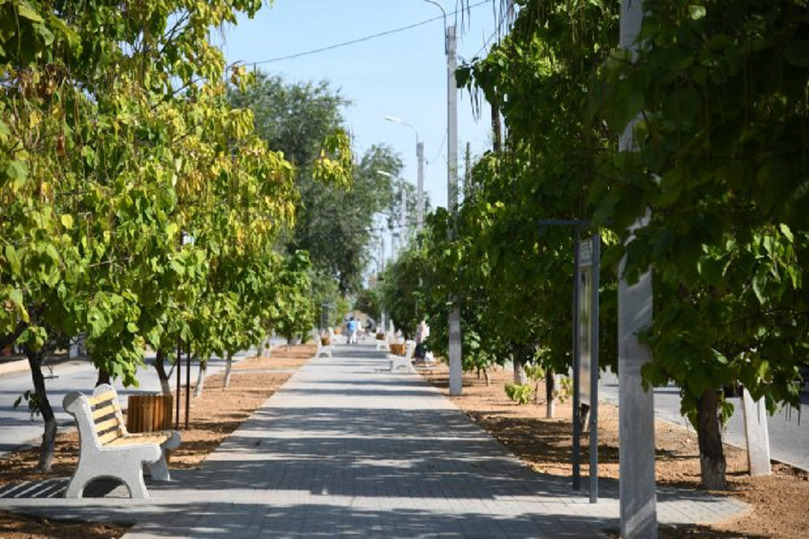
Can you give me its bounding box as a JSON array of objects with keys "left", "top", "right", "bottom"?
[
  {"left": 484, "top": 369, "right": 490, "bottom": 387},
  {"left": 545, "top": 369, "right": 556, "bottom": 418},
  {"left": 513, "top": 357, "right": 527, "bottom": 385},
  {"left": 194, "top": 359, "right": 207, "bottom": 397},
  {"left": 0, "top": 322, "right": 25, "bottom": 351},
  {"left": 696, "top": 388, "right": 728, "bottom": 490},
  {"left": 154, "top": 348, "right": 172, "bottom": 395},
  {"left": 223, "top": 352, "right": 233, "bottom": 389},
  {"left": 95, "top": 364, "right": 110, "bottom": 386},
  {"left": 23, "top": 346, "right": 57, "bottom": 472}
]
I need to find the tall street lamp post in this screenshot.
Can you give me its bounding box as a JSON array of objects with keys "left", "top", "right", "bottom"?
[
  {"left": 385, "top": 116, "right": 424, "bottom": 233},
  {"left": 425, "top": 0, "right": 462, "bottom": 396},
  {"left": 376, "top": 170, "right": 407, "bottom": 256}
]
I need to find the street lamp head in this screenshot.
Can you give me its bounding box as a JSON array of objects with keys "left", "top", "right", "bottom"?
[{"left": 384, "top": 115, "right": 420, "bottom": 144}]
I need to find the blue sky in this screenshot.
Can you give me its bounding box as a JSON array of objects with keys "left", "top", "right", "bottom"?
[{"left": 219, "top": 0, "right": 502, "bottom": 212}]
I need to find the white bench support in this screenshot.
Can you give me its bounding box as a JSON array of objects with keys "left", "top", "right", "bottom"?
[
  {"left": 375, "top": 331, "right": 392, "bottom": 351},
  {"left": 63, "top": 384, "right": 181, "bottom": 499},
  {"left": 315, "top": 328, "right": 334, "bottom": 359},
  {"left": 389, "top": 340, "right": 416, "bottom": 373}
]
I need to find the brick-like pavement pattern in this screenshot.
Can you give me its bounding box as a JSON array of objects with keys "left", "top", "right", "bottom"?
[{"left": 0, "top": 344, "right": 748, "bottom": 538}]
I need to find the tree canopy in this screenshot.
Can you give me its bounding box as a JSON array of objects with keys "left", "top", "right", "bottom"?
[
  {"left": 400, "top": 0, "right": 809, "bottom": 489},
  {"left": 0, "top": 0, "right": 351, "bottom": 470}
]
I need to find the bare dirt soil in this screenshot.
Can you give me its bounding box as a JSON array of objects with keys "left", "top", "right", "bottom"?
[
  {"left": 419, "top": 363, "right": 809, "bottom": 539},
  {"left": 1, "top": 349, "right": 807, "bottom": 538}
]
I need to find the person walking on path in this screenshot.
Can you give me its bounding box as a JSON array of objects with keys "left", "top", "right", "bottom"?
[{"left": 346, "top": 318, "right": 358, "bottom": 344}]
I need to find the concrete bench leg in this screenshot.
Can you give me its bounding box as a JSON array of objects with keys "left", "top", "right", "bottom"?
[
  {"left": 145, "top": 453, "right": 170, "bottom": 481},
  {"left": 144, "top": 432, "right": 181, "bottom": 481},
  {"left": 65, "top": 446, "right": 159, "bottom": 499}
]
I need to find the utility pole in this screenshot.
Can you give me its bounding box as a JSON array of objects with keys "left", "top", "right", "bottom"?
[
  {"left": 618, "top": 0, "right": 658, "bottom": 537},
  {"left": 379, "top": 235, "right": 386, "bottom": 331},
  {"left": 425, "top": 0, "right": 461, "bottom": 395},
  {"left": 439, "top": 3, "right": 463, "bottom": 396},
  {"left": 416, "top": 140, "right": 424, "bottom": 232},
  {"left": 400, "top": 182, "right": 407, "bottom": 245},
  {"left": 446, "top": 20, "right": 462, "bottom": 395}
]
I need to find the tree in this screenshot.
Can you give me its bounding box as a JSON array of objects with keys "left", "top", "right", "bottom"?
[
  {"left": 229, "top": 74, "right": 404, "bottom": 295},
  {"left": 452, "top": 0, "right": 809, "bottom": 490},
  {"left": 0, "top": 0, "right": 308, "bottom": 470},
  {"left": 593, "top": 0, "right": 809, "bottom": 489}
]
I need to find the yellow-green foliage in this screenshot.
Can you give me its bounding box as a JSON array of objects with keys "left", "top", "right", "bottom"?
[{"left": 505, "top": 383, "right": 532, "bottom": 405}]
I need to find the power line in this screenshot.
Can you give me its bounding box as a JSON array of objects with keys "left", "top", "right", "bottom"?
[
  {"left": 470, "top": 2, "right": 512, "bottom": 59},
  {"left": 238, "top": 0, "right": 493, "bottom": 67}
]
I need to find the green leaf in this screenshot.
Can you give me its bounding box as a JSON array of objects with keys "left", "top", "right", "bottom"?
[
  {"left": 688, "top": 5, "right": 706, "bottom": 20},
  {"left": 44, "top": 244, "right": 60, "bottom": 263},
  {"left": 751, "top": 275, "right": 765, "bottom": 304},
  {"left": 9, "top": 289, "right": 29, "bottom": 321},
  {"left": 60, "top": 214, "right": 74, "bottom": 229},
  {"left": 16, "top": 2, "right": 44, "bottom": 23},
  {"left": 47, "top": 14, "right": 79, "bottom": 48},
  {"left": 5, "top": 160, "right": 28, "bottom": 184},
  {"left": 5, "top": 245, "right": 21, "bottom": 273},
  {"left": 779, "top": 223, "right": 793, "bottom": 243}
]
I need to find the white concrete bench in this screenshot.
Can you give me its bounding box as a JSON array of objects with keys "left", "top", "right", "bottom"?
[
  {"left": 315, "top": 329, "right": 334, "bottom": 359},
  {"left": 388, "top": 340, "right": 416, "bottom": 373},
  {"left": 62, "top": 384, "right": 181, "bottom": 499},
  {"left": 375, "top": 331, "right": 391, "bottom": 351}
]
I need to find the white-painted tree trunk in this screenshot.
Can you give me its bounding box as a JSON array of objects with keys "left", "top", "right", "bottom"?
[
  {"left": 223, "top": 352, "right": 233, "bottom": 389},
  {"left": 513, "top": 359, "right": 527, "bottom": 385},
  {"left": 742, "top": 388, "right": 772, "bottom": 476},
  {"left": 193, "top": 360, "right": 207, "bottom": 397},
  {"left": 160, "top": 377, "right": 171, "bottom": 396}
]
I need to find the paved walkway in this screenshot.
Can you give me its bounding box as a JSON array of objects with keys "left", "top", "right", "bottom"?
[{"left": 0, "top": 344, "right": 748, "bottom": 538}]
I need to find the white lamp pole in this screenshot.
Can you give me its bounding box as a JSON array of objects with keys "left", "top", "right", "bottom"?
[
  {"left": 377, "top": 170, "right": 405, "bottom": 256},
  {"left": 385, "top": 116, "right": 424, "bottom": 233},
  {"left": 425, "top": 0, "right": 462, "bottom": 396}
]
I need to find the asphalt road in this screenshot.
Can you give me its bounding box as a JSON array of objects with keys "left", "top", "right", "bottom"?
[{"left": 599, "top": 370, "right": 809, "bottom": 472}]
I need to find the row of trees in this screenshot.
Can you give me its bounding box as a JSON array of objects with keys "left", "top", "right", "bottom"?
[
  {"left": 228, "top": 73, "right": 411, "bottom": 325},
  {"left": 382, "top": 0, "right": 809, "bottom": 490},
  {"left": 0, "top": 0, "right": 373, "bottom": 471}
]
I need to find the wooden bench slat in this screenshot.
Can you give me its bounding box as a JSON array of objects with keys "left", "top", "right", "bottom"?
[
  {"left": 91, "top": 404, "right": 120, "bottom": 421},
  {"left": 97, "top": 428, "right": 125, "bottom": 445},
  {"left": 88, "top": 390, "right": 118, "bottom": 406},
  {"left": 107, "top": 434, "right": 171, "bottom": 446},
  {"left": 94, "top": 416, "right": 123, "bottom": 433}
]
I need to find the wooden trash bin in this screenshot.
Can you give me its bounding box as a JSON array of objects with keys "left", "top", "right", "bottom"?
[
  {"left": 126, "top": 393, "right": 173, "bottom": 433},
  {"left": 389, "top": 343, "right": 406, "bottom": 356}
]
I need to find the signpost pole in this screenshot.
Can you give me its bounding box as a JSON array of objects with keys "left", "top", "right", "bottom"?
[
  {"left": 589, "top": 233, "right": 601, "bottom": 503},
  {"left": 572, "top": 230, "right": 581, "bottom": 490}
]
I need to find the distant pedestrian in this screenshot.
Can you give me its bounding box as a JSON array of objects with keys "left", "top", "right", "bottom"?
[
  {"left": 415, "top": 320, "right": 430, "bottom": 361},
  {"left": 347, "top": 318, "right": 358, "bottom": 344}
]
